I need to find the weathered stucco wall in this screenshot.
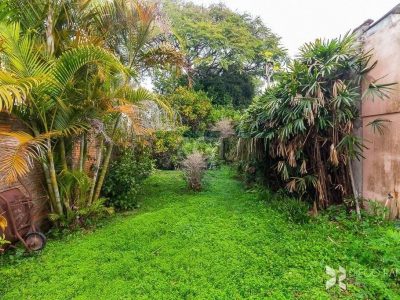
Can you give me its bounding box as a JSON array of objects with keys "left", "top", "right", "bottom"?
[{"left": 361, "top": 8, "right": 400, "bottom": 218}]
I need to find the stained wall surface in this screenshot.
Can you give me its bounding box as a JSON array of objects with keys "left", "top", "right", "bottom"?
[{"left": 361, "top": 11, "right": 400, "bottom": 218}]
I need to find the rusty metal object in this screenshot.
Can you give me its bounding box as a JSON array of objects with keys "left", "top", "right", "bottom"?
[{"left": 0, "top": 187, "right": 46, "bottom": 251}]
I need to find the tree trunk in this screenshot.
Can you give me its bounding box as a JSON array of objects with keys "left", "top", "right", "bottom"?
[
  {"left": 92, "top": 142, "right": 113, "bottom": 203},
  {"left": 46, "top": 5, "right": 55, "bottom": 56},
  {"left": 219, "top": 138, "right": 225, "bottom": 161},
  {"left": 348, "top": 158, "right": 362, "bottom": 220},
  {"left": 59, "top": 137, "right": 68, "bottom": 172},
  {"left": 47, "top": 138, "right": 63, "bottom": 216},
  {"left": 92, "top": 115, "right": 121, "bottom": 203},
  {"left": 88, "top": 137, "right": 104, "bottom": 205},
  {"left": 315, "top": 139, "right": 329, "bottom": 208},
  {"left": 31, "top": 123, "right": 57, "bottom": 212}
]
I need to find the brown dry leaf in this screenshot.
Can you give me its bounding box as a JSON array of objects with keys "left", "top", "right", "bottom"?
[{"left": 329, "top": 144, "right": 339, "bottom": 166}]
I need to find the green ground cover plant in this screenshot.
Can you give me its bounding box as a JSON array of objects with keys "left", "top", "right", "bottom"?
[{"left": 1, "top": 168, "right": 399, "bottom": 299}]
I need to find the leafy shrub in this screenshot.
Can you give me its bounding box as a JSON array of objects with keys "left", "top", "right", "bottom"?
[
  {"left": 182, "top": 152, "right": 207, "bottom": 191},
  {"left": 211, "top": 106, "right": 242, "bottom": 123},
  {"left": 152, "top": 128, "right": 185, "bottom": 169},
  {"left": 102, "top": 147, "right": 153, "bottom": 210},
  {"left": 166, "top": 87, "right": 213, "bottom": 137}
]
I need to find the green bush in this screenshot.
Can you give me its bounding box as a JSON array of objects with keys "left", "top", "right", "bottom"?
[
  {"left": 166, "top": 87, "right": 214, "bottom": 137},
  {"left": 152, "top": 128, "right": 185, "bottom": 170},
  {"left": 102, "top": 147, "right": 153, "bottom": 210}
]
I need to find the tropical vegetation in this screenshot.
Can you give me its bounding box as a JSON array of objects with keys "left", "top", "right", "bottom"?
[
  {"left": 238, "top": 35, "right": 392, "bottom": 212},
  {"left": 0, "top": 0, "right": 399, "bottom": 298},
  {"left": 0, "top": 0, "right": 182, "bottom": 225}
]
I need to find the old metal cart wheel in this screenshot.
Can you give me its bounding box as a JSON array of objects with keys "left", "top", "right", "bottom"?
[{"left": 25, "top": 232, "right": 46, "bottom": 251}]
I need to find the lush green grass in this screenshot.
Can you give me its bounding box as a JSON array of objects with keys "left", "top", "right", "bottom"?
[{"left": 1, "top": 167, "right": 399, "bottom": 299}]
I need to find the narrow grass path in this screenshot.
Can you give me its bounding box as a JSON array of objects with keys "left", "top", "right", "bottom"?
[{"left": 1, "top": 168, "right": 399, "bottom": 299}]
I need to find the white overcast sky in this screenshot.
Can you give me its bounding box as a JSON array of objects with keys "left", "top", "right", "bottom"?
[{"left": 191, "top": 0, "right": 400, "bottom": 57}]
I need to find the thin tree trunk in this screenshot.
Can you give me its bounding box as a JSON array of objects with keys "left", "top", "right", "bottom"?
[
  {"left": 348, "top": 158, "right": 362, "bottom": 220},
  {"left": 47, "top": 138, "right": 63, "bottom": 216},
  {"left": 46, "top": 5, "right": 55, "bottom": 56},
  {"left": 315, "top": 139, "right": 329, "bottom": 208},
  {"left": 60, "top": 137, "right": 68, "bottom": 172},
  {"left": 79, "top": 134, "right": 85, "bottom": 172},
  {"left": 41, "top": 162, "right": 56, "bottom": 213},
  {"left": 219, "top": 138, "right": 225, "bottom": 161},
  {"left": 92, "top": 115, "right": 121, "bottom": 203},
  {"left": 31, "top": 123, "right": 57, "bottom": 212},
  {"left": 88, "top": 137, "right": 104, "bottom": 205}
]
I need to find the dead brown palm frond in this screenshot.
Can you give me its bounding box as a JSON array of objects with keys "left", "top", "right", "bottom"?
[
  {"left": 288, "top": 149, "right": 296, "bottom": 167},
  {"left": 0, "top": 131, "right": 51, "bottom": 183},
  {"left": 286, "top": 179, "right": 296, "bottom": 193},
  {"left": 300, "top": 160, "right": 307, "bottom": 175},
  {"left": 332, "top": 79, "right": 344, "bottom": 98},
  {"left": 329, "top": 144, "right": 339, "bottom": 166}
]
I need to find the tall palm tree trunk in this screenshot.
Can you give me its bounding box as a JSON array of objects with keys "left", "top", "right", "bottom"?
[
  {"left": 47, "top": 138, "right": 63, "bottom": 215},
  {"left": 60, "top": 137, "right": 68, "bottom": 172},
  {"left": 92, "top": 115, "right": 121, "bottom": 203},
  {"left": 31, "top": 123, "right": 57, "bottom": 212},
  {"left": 88, "top": 137, "right": 104, "bottom": 205}
]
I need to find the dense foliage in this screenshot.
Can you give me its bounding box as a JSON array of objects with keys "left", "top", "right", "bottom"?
[
  {"left": 238, "top": 35, "right": 391, "bottom": 208},
  {"left": 166, "top": 87, "right": 213, "bottom": 137},
  {"left": 0, "top": 0, "right": 182, "bottom": 225},
  {"left": 151, "top": 129, "right": 185, "bottom": 170},
  {"left": 154, "top": 0, "right": 287, "bottom": 107},
  {"left": 102, "top": 147, "right": 153, "bottom": 210}
]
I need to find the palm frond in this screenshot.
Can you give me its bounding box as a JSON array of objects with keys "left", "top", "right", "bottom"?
[
  {"left": 0, "top": 131, "right": 49, "bottom": 183},
  {"left": 47, "top": 45, "right": 127, "bottom": 97},
  {"left": 367, "top": 118, "right": 391, "bottom": 135}
]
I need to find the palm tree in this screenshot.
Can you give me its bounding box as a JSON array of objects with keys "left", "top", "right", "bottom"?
[
  {"left": 238, "top": 34, "right": 393, "bottom": 211},
  {"left": 0, "top": 22, "right": 125, "bottom": 215},
  {"left": 0, "top": 0, "right": 182, "bottom": 223}
]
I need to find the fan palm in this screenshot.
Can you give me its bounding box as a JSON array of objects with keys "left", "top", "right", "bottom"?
[{"left": 238, "top": 34, "right": 394, "bottom": 210}]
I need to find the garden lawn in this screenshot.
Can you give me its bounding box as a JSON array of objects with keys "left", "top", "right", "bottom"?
[{"left": 1, "top": 167, "right": 399, "bottom": 299}]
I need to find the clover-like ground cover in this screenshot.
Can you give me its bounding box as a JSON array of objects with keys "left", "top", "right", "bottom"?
[{"left": 1, "top": 167, "right": 399, "bottom": 299}]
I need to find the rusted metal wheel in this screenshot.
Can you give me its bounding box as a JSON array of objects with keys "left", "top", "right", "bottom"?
[{"left": 24, "top": 232, "right": 46, "bottom": 251}]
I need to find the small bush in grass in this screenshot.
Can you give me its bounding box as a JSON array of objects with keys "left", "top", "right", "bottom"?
[{"left": 182, "top": 152, "right": 207, "bottom": 191}]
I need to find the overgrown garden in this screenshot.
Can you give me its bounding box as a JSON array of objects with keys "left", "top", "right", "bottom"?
[{"left": 0, "top": 0, "right": 399, "bottom": 298}]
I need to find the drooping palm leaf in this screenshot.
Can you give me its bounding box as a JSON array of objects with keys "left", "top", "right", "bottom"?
[{"left": 0, "top": 131, "right": 49, "bottom": 183}]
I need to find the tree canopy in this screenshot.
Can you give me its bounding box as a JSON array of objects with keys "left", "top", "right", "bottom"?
[{"left": 154, "top": 0, "right": 287, "bottom": 107}]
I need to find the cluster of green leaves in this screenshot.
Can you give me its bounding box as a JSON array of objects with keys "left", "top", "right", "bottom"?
[
  {"left": 1, "top": 168, "right": 398, "bottom": 299},
  {"left": 166, "top": 87, "right": 214, "bottom": 137},
  {"left": 154, "top": 0, "right": 287, "bottom": 108},
  {"left": 238, "top": 34, "right": 390, "bottom": 207},
  {"left": 102, "top": 147, "right": 154, "bottom": 210},
  {"left": 151, "top": 128, "right": 186, "bottom": 170}
]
